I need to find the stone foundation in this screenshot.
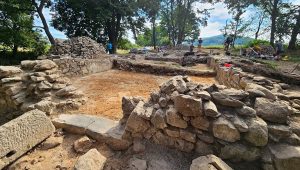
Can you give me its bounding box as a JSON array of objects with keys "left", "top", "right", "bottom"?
[
  {"left": 120, "top": 76, "right": 300, "bottom": 170},
  {"left": 0, "top": 60, "right": 85, "bottom": 125},
  {"left": 53, "top": 57, "right": 113, "bottom": 76}
]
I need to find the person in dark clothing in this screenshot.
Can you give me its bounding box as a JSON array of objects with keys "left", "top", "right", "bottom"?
[{"left": 224, "top": 35, "right": 234, "bottom": 52}]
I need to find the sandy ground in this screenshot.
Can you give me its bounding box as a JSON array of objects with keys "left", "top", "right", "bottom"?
[{"left": 71, "top": 70, "right": 217, "bottom": 120}]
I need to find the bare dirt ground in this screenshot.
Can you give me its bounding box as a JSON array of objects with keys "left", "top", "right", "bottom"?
[
  {"left": 71, "top": 70, "right": 217, "bottom": 120},
  {"left": 8, "top": 133, "right": 194, "bottom": 170}
]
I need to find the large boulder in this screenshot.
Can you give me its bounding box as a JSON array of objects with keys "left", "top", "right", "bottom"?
[
  {"left": 211, "top": 92, "right": 244, "bottom": 108},
  {"left": 74, "top": 149, "right": 106, "bottom": 170},
  {"left": 174, "top": 95, "right": 202, "bottom": 117},
  {"left": 190, "top": 155, "right": 233, "bottom": 170},
  {"left": 255, "top": 98, "right": 291, "bottom": 124},
  {"left": 269, "top": 144, "right": 300, "bottom": 170},
  {"left": 244, "top": 117, "right": 268, "bottom": 146},
  {"left": 212, "top": 117, "right": 240, "bottom": 142}
]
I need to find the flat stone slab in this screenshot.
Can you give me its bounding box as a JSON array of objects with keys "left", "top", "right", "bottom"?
[
  {"left": 0, "top": 109, "right": 55, "bottom": 169},
  {"left": 52, "top": 114, "right": 130, "bottom": 150}
]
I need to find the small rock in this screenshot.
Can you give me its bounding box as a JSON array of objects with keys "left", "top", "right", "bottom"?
[
  {"left": 151, "top": 109, "right": 167, "bottom": 129},
  {"left": 195, "top": 140, "right": 214, "bottom": 156},
  {"left": 236, "top": 106, "right": 256, "bottom": 117},
  {"left": 74, "top": 136, "right": 93, "bottom": 153},
  {"left": 245, "top": 83, "right": 276, "bottom": 100},
  {"left": 133, "top": 139, "right": 145, "bottom": 154},
  {"left": 0, "top": 66, "right": 22, "bottom": 78},
  {"left": 194, "top": 91, "right": 211, "bottom": 100},
  {"left": 232, "top": 116, "right": 248, "bottom": 132},
  {"left": 164, "top": 127, "right": 180, "bottom": 138},
  {"left": 74, "top": 149, "right": 106, "bottom": 170},
  {"left": 211, "top": 92, "right": 244, "bottom": 108},
  {"left": 180, "top": 130, "right": 196, "bottom": 143},
  {"left": 40, "top": 136, "right": 63, "bottom": 150},
  {"left": 129, "top": 158, "right": 147, "bottom": 170},
  {"left": 158, "top": 97, "right": 168, "bottom": 108},
  {"left": 220, "top": 88, "right": 249, "bottom": 100},
  {"left": 191, "top": 116, "right": 210, "bottom": 131},
  {"left": 190, "top": 155, "right": 233, "bottom": 170},
  {"left": 203, "top": 100, "right": 220, "bottom": 118}
]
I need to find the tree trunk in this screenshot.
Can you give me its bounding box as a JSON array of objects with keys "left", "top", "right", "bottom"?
[
  {"left": 152, "top": 17, "right": 156, "bottom": 49},
  {"left": 12, "top": 44, "right": 18, "bottom": 58},
  {"left": 255, "top": 15, "right": 264, "bottom": 40},
  {"left": 270, "top": 0, "right": 279, "bottom": 46},
  {"left": 128, "top": 17, "right": 138, "bottom": 42},
  {"left": 32, "top": 0, "right": 55, "bottom": 45},
  {"left": 288, "top": 9, "right": 300, "bottom": 50}
]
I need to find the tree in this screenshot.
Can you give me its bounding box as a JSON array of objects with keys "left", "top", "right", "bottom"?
[
  {"left": 288, "top": 6, "right": 300, "bottom": 50},
  {"left": 53, "top": 0, "right": 151, "bottom": 53},
  {"left": 31, "top": 0, "right": 55, "bottom": 45},
  {"left": 160, "top": 0, "right": 210, "bottom": 46},
  {"left": 0, "top": 0, "right": 47, "bottom": 57},
  {"left": 139, "top": 0, "right": 160, "bottom": 49}
]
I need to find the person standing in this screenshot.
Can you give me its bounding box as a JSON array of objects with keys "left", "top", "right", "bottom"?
[
  {"left": 107, "top": 42, "right": 113, "bottom": 54},
  {"left": 198, "top": 38, "right": 203, "bottom": 52},
  {"left": 275, "top": 40, "right": 284, "bottom": 60}
]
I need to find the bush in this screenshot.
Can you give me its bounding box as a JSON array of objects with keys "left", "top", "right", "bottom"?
[
  {"left": 0, "top": 51, "right": 38, "bottom": 65},
  {"left": 118, "top": 38, "right": 139, "bottom": 50},
  {"left": 245, "top": 39, "right": 270, "bottom": 48}
]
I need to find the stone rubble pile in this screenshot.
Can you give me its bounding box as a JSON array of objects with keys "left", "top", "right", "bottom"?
[
  {"left": 47, "top": 36, "right": 106, "bottom": 59},
  {"left": 0, "top": 60, "right": 85, "bottom": 123},
  {"left": 246, "top": 44, "right": 275, "bottom": 57},
  {"left": 120, "top": 76, "right": 300, "bottom": 170}
]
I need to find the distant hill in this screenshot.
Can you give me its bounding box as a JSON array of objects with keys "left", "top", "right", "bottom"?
[{"left": 202, "top": 35, "right": 253, "bottom": 46}]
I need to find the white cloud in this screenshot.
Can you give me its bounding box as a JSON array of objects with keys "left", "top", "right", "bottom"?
[{"left": 200, "top": 21, "right": 223, "bottom": 38}]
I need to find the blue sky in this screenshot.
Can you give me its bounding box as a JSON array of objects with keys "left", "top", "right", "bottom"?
[{"left": 35, "top": 0, "right": 300, "bottom": 42}]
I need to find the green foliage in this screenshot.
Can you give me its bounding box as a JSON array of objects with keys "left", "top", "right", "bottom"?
[
  {"left": 246, "top": 39, "right": 270, "bottom": 47},
  {"left": 0, "top": 0, "right": 49, "bottom": 58},
  {"left": 117, "top": 38, "right": 139, "bottom": 50},
  {"left": 136, "top": 26, "right": 171, "bottom": 47}
]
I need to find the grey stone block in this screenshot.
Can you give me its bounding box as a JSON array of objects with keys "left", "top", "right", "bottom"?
[{"left": 0, "top": 109, "right": 55, "bottom": 169}]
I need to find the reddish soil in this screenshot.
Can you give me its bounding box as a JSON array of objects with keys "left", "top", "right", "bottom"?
[{"left": 71, "top": 70, "right": 217, "bottom": 120}]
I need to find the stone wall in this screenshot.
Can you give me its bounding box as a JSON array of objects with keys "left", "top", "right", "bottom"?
[
  {"left": 0, "top": 60, "right": 85, "bottom": 125},
  {"left": 120, "top": 76, "right": 300, "bottom": 170},
  {"left": 53, "top": 57, "right": 113, "bottom": 76}
]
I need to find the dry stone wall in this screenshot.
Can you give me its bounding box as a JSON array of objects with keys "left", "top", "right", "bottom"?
[
  {"left": 47, "top": 37, "right": 106, "bottom": 59},
  {"left": 120, "top": 76, "right": 300, "bottom": 170},
  {"left": 0, "top": 60, "right": 85, "bottom": 124},
  {"left": 53, "top": 57, "right": 113, "bottom": 76}
]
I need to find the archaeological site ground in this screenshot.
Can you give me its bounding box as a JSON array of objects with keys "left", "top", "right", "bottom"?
[{"left": 1, "top": 37, "right": 300, "bottom": 170}]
